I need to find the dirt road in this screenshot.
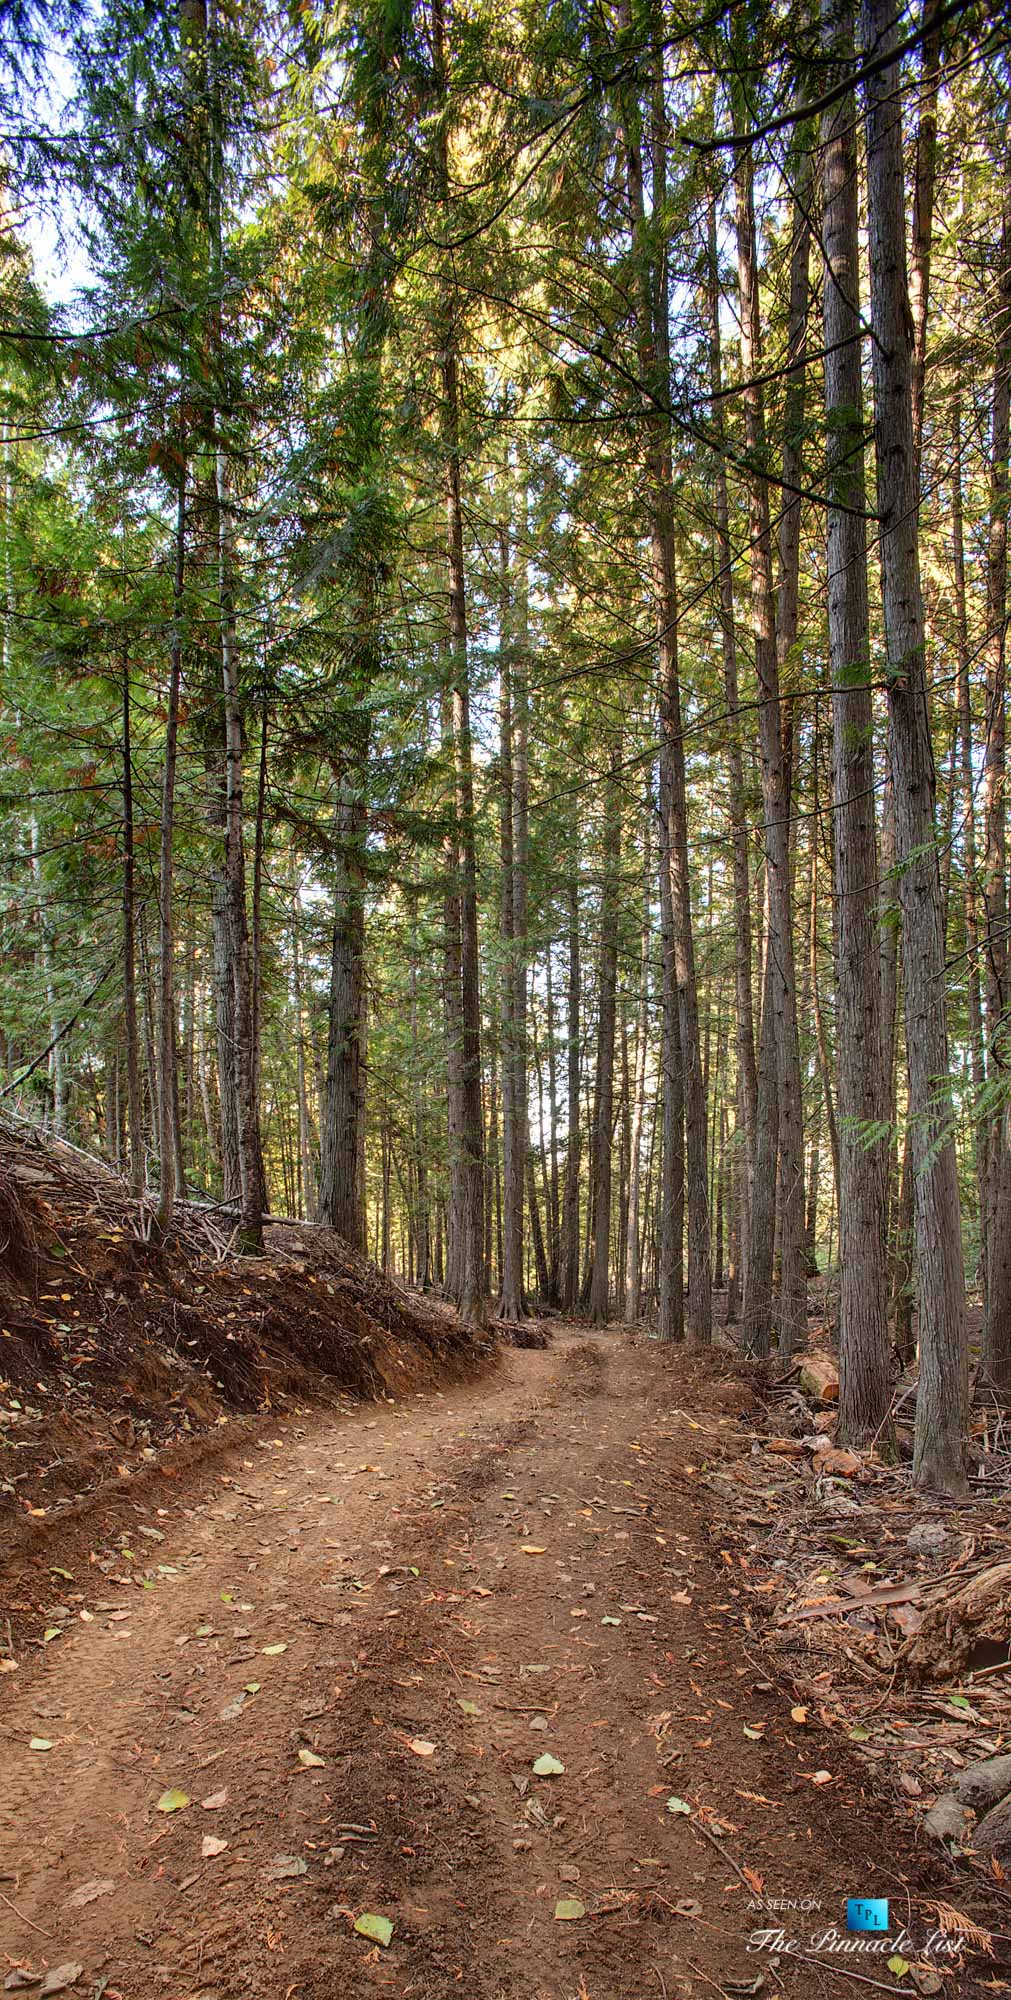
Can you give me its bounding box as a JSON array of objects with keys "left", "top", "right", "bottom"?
[{"left": 0, "top": 1328, "right": 964, "bottom": 1998}]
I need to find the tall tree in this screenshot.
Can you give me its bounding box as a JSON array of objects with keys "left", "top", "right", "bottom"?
[
  {"left": 862, "top": 0, "right": 967, "bottom": 1491},
  {"left": 823, "top": 0, "right": 889, "bottom": 1440}
]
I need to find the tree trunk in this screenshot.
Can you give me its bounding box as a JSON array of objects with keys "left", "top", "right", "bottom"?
[
  {"left": 561, "top": 859, "right": 582, "bottom": 1311},
  {"left": 952, "top": 370, "right": 988, "bottom": 1285},
  {"left": 215, "top": 446, "right": 264, "bottom": 1251},
  {"left": 980, "top": 157, "right": 1011, "bottom": 1382},
  {"left": 823, "top": 0, "right": 890, "bottom": 1440},
  {"left": 735, "top": 132, "right": 802, "bottom": 1358},
  {"left": 625, "top": 812, "right": 651, "bottom": 1320},
  {"left": 770, "top": 141, "right": 812, "bottom": 1361},
  {"left": 498, "top": 522, "right": 527, "bottom": 1319},
  {"left": 657, "top": 765, "right": 685, "bottom": 1344},
  {"left": 707, "top": 194, "right": 758, "bottom": 1240},
  {"left": 545, "top": 944, "right": 561, "bottom": 1300},
  {"left": 863, "top": 0, "right": 967, "bottom": 1488},
  {"left": 317, "top": 785, "right": 367, "bottom": 1248},
  {"left": 433, "top": 0, "right": 485, "bottom": 1323},
  {"left": 291, "top": 885, "right": 316, "bottom": 1219},
  {"left": 910, "top": 6, "right": 943, "bottom": 464},
  {"left": 121, "top": 656, "right": 144, "bottom": 1191},
  {"left": 588, "top": 747, "right": 620, "bottom": 1325},
  {"left": 154, "top": 466, "right": 186, "bottom": 1236},
  {"left": 626, "top": 65, "right": 711, "bottom": 1341}
]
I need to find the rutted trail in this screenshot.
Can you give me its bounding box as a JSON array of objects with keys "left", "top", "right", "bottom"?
[{"left": 0, "top": 1331, "right": 945, "bottom": 1999}]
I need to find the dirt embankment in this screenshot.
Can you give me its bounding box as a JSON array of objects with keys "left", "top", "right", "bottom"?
[{"left": 0, "top": 1121, "right": 493, "bottom": 1649}]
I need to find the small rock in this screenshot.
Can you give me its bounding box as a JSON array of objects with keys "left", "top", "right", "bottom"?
[
  {"left": 907, "top": 1522, "right": 949, "bottom": 1557},
  {"left": 922, "top": 1794, "right": 973, "bottom": 1846},
  {"left": 264, "top": 1855, "right": 307, "bottom": 1882},
  {"left": 952, "top": 1753, "right": 1011, "bottom": 1813},
  {"left": 910, "top": 1972, "right": 943, "bottom": 1997},
  {"left": 972, "top": 1790, "right": 1011, "bottom": 1861},
  {"left": 39, "top": 1970, "right": 83, "bottom": 1999},
  {"left": 65, "top": 1881, "right": 114, "bottom": 1911}
]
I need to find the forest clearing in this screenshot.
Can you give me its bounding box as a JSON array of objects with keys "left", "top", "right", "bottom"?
[{"left": 3, "top": 0, "right": 1011, "bottom": 1990}]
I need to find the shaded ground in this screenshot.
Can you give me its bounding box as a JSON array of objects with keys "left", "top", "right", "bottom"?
[{"left": 0, "top": 1326, "right": 1004, "bottom": 2000}]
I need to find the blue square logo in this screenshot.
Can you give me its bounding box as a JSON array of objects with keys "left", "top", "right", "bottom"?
[{"left": 847, "top": 1899, "right": 889, "bottom": 1933}]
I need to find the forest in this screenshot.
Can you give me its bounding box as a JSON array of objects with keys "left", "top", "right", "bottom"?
[{"left": 0, "top": 0, "right": 1009, "bottom": 1518}]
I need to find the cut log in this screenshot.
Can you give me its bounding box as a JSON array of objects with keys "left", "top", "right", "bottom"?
[{"left": 798, "top": 1353, "right": 839, "bottom": 1401}]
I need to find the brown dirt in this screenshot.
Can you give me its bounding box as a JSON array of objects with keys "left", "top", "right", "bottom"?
[
  {"left": 1, "top": 1325, "right": 1004, "bottom": 2000},
  {"left": 0, "top": 1123, "right": 491, "bottom": 1601}
]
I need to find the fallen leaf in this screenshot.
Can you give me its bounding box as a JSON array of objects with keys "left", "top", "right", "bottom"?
[
  {"left": 354, "top": 1912, "right": 393, "bottom": 1948},
  {"left": 297, "top": 1748, "right": 325, "bottom": 1768},
  {"left": 201, "top": 1789, "right": 228, "bottom": 1810},
  {"left": 666, "top": 1795, "right": 691, "bottom": 1815},
  {"left": 201, "top": 1836, "right": 228, "bottom": 1858},
  {"left": 887, "top": 1957, "right": 910, "bottom": 1979},
  {"left": 156, "top": 1788, "right": 190, "bottom": 1812},
  {"left": 29, "top": 1738, "right": 54, "bottom": 1753},
  {"left": 554, "top": 1898, "right": 586, "bottom": 1921},
  {"left": 532, "top": 1753, "right": 565, "bottom": 1776},
  {"left": 521, "top": 1545, "right": 546, "bottom": 1555},
  {"left": 791, "top": 1706, "right": 809, "bottom": 1725},
  {"left": 409, "top": 1737, "right": 436, "bottom": 1757},
  {"left": 262, "top": 1643, "right": 287, "bottom": 1656}
]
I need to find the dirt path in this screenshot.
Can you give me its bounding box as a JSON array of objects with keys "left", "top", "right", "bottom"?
[{"left": 0, "top": 1328, "right": 972, "bottom": 1999}]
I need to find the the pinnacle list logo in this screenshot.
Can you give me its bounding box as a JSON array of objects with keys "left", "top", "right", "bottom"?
[{"left": 847, "top": 1899, "right": 889, "bottom": 1934}]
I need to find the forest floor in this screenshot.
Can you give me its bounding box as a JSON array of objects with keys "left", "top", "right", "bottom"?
[{"left": 1, "top": 1324, "right": 1006, "bottom": 2000}]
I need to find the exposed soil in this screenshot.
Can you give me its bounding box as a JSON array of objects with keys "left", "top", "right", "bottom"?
[
  {"left": 0, "top": 1121, "right": 491, "bottom": 1603},
  {"left": 1, "top": 1326, "right": 1003, "bottom": 2000}
]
